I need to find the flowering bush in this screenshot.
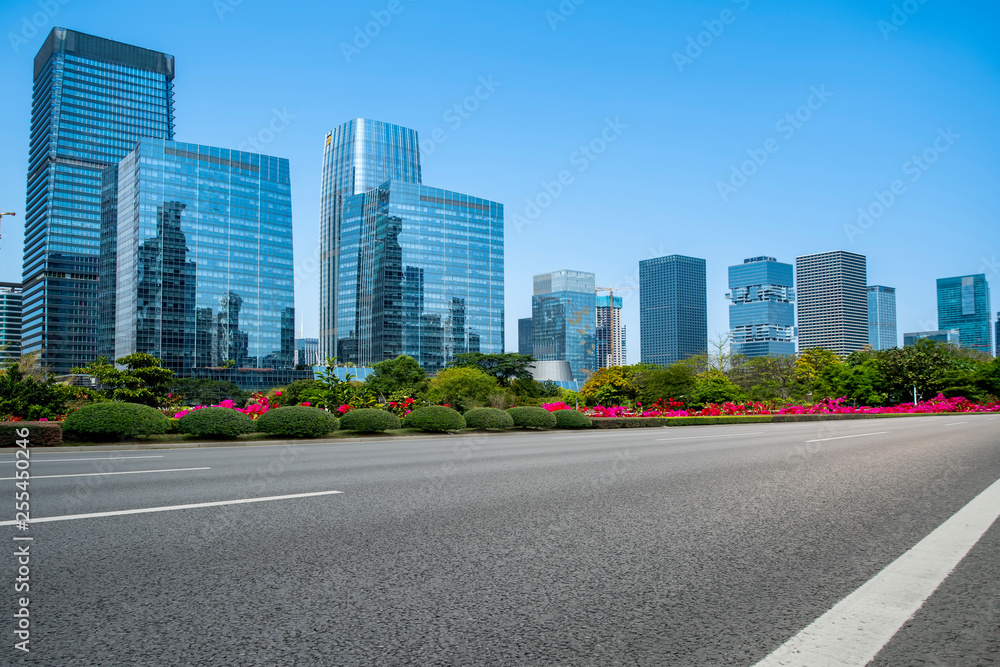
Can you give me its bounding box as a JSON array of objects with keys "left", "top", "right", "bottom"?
[
  {"left": 541, "top": 402, "right": 571, "bottom": 412},
  {"left": 172, "top": 391, "right": 276, "bottom": 421}
]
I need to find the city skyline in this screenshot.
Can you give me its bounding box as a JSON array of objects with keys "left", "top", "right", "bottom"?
[{"left": 0, "top": 2, "right": 997, "bottom": 364}]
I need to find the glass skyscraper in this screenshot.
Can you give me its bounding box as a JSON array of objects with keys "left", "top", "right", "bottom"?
[
  {"left": 111, "top": 139, "right": 295, "bottom": 381},
  {"left": 518, "top": 317, "right": 534, "bottom": 356},
  {"left": 335, "top": 180, "right": 503, "bottom": 371},
  {"left": 0, "top": 283, "right": 23, "bottom": 363},
  {"left": 532, "top": 270, "right": 596, "bottom": 382},
  {"left": 867, "top": 285, "right": 897, "bottom": 350},
  {"left": 937, "top": 274, "right": 992, "bottom": 355},
  {"left": 795, "top": 251, "right": 868, "bottom": 356},
  {"left": 23, "top": 28, "right": 175, "bottom": 374},
  {"left": 639, "top": 255, "right": 707, "bottom": 366},
  {"left": 596, "top": 295, "right": 626, "bottom": 368},
  {"left": 319, "top": 119, "right": 422, "bottom": 361},
  {"left": 727, "top": 256, "right": 795, "bottom": 358}
]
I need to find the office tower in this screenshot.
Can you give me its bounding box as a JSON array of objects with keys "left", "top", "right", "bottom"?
[
  {"left": 518, "top": 317, "right": 533, "bottom": 356},
  {"left": 532, "top": 270, "right": 596, "bottom": 381},
  {"left": 867, "top": 285, "right": 897, "bottom": 350},
  {"left": 319, "top": 119, "right": 422, "bottom": 361},
  {"left": 903, "top": 330, "right": 959, "bottom": 347},
  {"left": 23, "top": 28, "right": 175, "bottom": 374},
  {"left": 295, "top": 338, "right": 320, "bottom": 367},
  {"left": 639, "top": 255, "right": 707, "bottom": 366},
  {"left": 596, "top": 295, "right": 626, "bottom": 368},
  {"left": 995, "top": 313, "right": 999, "bottom": 357},
  {"left": 0, "top": 283, "right": 23, "bottom": 363},
  {"left": 937, "top": 274, "right": 993, "bottom": 355},
  {"left": 112, "top": 139, "right": 295, "bottom": 382},
  {"left": 726, "top": 256, "right": 795, "bottom": 358},
  {"left": 795, "top": 251, "right": 868, "bottom": 356},
  {"left": 335, "top": 181, "right": 503, "bottom": 371}
]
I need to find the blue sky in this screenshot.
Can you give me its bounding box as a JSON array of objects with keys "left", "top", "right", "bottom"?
[{"left": 1, "top": 0, "right": 997, "bottom": 358}]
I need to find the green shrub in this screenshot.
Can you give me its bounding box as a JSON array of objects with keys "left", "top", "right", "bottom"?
[
  {"left": 62, "top": 403, "right": 171, "bottom": 441},
  {"left": 0, "top": 421, "right": 63, "bottom": 447},
  {"left": 591, "top": 417, "right": 669, "bottom": 429},
  {"left": 506, "top": 406, "right": 557, "bottom": 430},
  {"left": 665, "top": 415, "right": 773, "bottom": 426},
  {"left": 340, "top": 408, "right": 401, "bottom": 433},
  {"left": 256, "top": 406, "right": 339, "bottom": 438},
  {"left": 166, "top": 418, "right": 180, "bottom": 433},
  {"left": 403, "top": 406, "right": 466, "bottom": 432},
  {"left": 178, "top": 407, "right": 256, "bottom": 439},
  {"left": 553, "top": 410, "right": 593, "bottom": 429},
  {"left": 464, "top": 407, "right": 514, "bottom": 430}
]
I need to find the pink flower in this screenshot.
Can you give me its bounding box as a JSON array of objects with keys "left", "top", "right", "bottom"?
[
  {"left": 275, "top": 391, "right": 283, "bottom": 396},
  {"left": 301, "top": 402, "right": 311, "bottom": 407},
  {"left": 39, "top": 418, "right": 49, "bottom": 422}
]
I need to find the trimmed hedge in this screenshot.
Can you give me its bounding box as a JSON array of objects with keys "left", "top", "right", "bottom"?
[
  {"left": 404, "top": 406, "right": 466, "bottom": 432},
  {"left": 591, "top": 417, "right": 669, "bottom": 429},
  {"left": 506, "top": 406, "right": 557, "bottom": 430},
  {"left": 464, "top": 407, "right": 514, "bottom": 431},
  {"left": 63, "top": 403, "right": 171, "bottom": 441},
  {"left": 666, "top": 415, "right": 773, "bottom": 426},
  {"left": 256, "top": 406, "right": 339, "bottom": 438},
  {"left": 178, "top": 407, "right": 256, "bottom": 439},
  {"left": 553, "top": 410, "right": 593, "bottom": 429},
  {"left": 340, "top": 408, "right": 401, "bottom": 433},
  {"left": 0, "top": 421, "right": 63, "bottom": 447}
]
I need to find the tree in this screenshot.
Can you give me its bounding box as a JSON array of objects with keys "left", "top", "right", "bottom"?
[
  {"left": 450, "top": 353, "right": 535, "bottom": 386},
  {"left": 795, "top": 348, "right": 842, "bottom": 386},
  {"left": 580, "top": 366, "right": 640, "bottom": 406},
  {"left": 974, "top": 358, "right": 1000, "bottom": 399},
  {"left": 728, "top": 355, "right": 798, "bottom": 401},
  {"left": 365, "top": 355, "right": 428, "bottom": 398},
  {"left": 688, "top": 370, "right": 744, "bottom": 408},
  {"left": 635, "top": 362, "right": 696, "bottom": 405},
  {"left": 0, "top": 363, "right": 68, "bottom": 420},
  {"left": 170, "top": 378, "right": 249, "bottom": 407},
  {"left": 874, "top": 339, "right": 953, "bottom": 403},
  {"left": 426, "top": 366, "right": 499, "bottom": 410},
  {"left": 71, "top": 353, "right": 174, "bottom": 407}
]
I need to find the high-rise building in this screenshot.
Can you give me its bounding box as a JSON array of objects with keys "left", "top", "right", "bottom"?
[
  {"left": 532, "top": 270, "right": 596, "bottom": 381},
  {"left": 726, "top": 256, "right": 795, "bottom": 358},
  {"left": 596, "top": 295, "right": 626, "bottom": 368},
  {"left": 937, "top": 274, "right": 993, "bottom": 355},
  {"left": 639, "top": 255, "right": 707, "bottom": 366},
  {"left": 335, "top": 180, "right": 503, "bottom": 371},
  {"left": 518, "top": 317, "right": 533, "bottom": 356},
  {"left": 0, "top": 283, "right": 23, "bottom": 363},
  {"left": 319, "top": 119, "right": 422, "bottom": 361},
  {"left": 111, "top": 139, "right": 295, "bottom": 383},
  {"left": 867, "top": 285, "right": 897, "bottom": 350},
  {"left": 22, "top": 28, "right": 175, "bottom": 374},
  {"left": 995, "top": 313, "right": 999, "bottom": 357},
  {"left": 795, "top": 251, "right": 868, "bottom": 356},
  {"left": 903, "top": 330, "right": 959, "bottom": 347},
  {"left": 295, "top": 338, "right": 320, "bottom": 367}
]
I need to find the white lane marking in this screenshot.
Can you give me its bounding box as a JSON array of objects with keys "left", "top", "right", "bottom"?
[
  {"left": 805, "top": 431, "right": 889, "bottom": 443},
  {"left": 0, "top": 456, "right": 165, "bottom": 464},
  {"left": 0, "top": 467, "right": 209, "bottom": 481},
  {"left": 754, "top": 476, "right": 1000, "bottom": 667},
  {"left": 945, "top": 422, "right": 968, "bottom": 426},
  {"left": 0, "top": 490, "right": 344, "bottom": 526},
  {"left": 656, "top": 432, "right": 761, "bottom": 442}
]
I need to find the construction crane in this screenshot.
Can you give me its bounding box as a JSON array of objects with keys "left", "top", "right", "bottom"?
[
  {"left": 594, "top": 285, "right": 637, "bottom": 368},
  {"left": 0, "top": 210, "right": 14, "bottom": 243}
]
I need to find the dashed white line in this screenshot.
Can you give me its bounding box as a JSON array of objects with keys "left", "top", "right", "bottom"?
[
  {"left": 0, "top": 467, "right": 210, "bottom": 480},
  {"left": 945, "top": 421, "right": 968, "bottom": 426},
  {"left": 0, "top": 456, "right": 165, "bottom": 464},
  {"left": 0, "top": 490, "right": 344, "bottom": 526},
  {"left": 805, "top": 431, "right": 889, "bottom": 443},
  {"left": 656, "top": 432, "right": 761, "bottom": 442}
]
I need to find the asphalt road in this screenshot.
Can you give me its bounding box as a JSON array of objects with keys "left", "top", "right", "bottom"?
[{"left": 2, "top": 415, "right": 998, "bottom": 666}]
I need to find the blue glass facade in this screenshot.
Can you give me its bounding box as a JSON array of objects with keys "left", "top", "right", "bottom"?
[
  {"left": 319, "top": 119, "right": 422, "bottom": 361},
  {"left": 903, "top": 330, "right": 959, "bottom": 347},
  {"left": 112, "top": 139, "right": 296, "bottom": 382},
  {"left": 518, "top": 317, "right": 533, "bottom": 356},
  {"left": 640, "top": 255, "right": 707, "bottom": 366},
  {"left": 727, "top": 256, "right": 795, "bottom": 358},
  {"left": 23, "top": 28, "right": 175, "bottom": 374},
  {"left": 532, "top": 270, "right": 596, "bottom": 382},
  {"left": 0, "top": 283, "right": 23, "bottom": 362},
  {"left": 596, "top": 295, "right": 626, "bottom": 368},
  {"left": 335, "top": 180, "right": 503, "bottom": 371},
  {"left": 937, "top": 274, "right": 993, "bottom": 355},
  {"left": 867, "top": 285, "right": 897, "bottom": 350}
]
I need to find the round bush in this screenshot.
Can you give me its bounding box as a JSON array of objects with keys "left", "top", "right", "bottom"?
[
  {"left": 62, "top": 402, "right": 171, "bottom": 441},
  {"left": 178, "top": 407, "right": 256, "bottom": 439},
  {"left": 506, "top": 406, "right": 557, "bottom": 430},
  {"left": 464, "top": 407, "right": 514, "bottom": 431},
  {"left": 403, "top": 406, "right": 466, "bottom": 432},
  {"left": 553, "top": 409, "right": 593, "bottom": 429},
  {"left": 256, "top": 406, "right": 339, "bottom": 438},
  {"left": 340, "top": 408, "right": 401, "bottom": 433}
]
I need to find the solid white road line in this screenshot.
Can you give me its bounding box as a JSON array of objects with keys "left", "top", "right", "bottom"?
[
  {"left": 0, "top": 455, "right": 166, "bottom": 464},
  {"left": 655, "top": 432, "right": 760, "bottom": 441},
  {"left": 754, "top": 476, "right": 1000, "bottom": 667},
  {"left": 945, "top": 422, "right": 968, "bottom": 426},
  {"left": 805, "top": 432, "right": 889, "bottom": 443},
  {"left": 0, "top": 467, "right": 210, "bottom": 481},
  {"left": 0, "top": 490, "right": 344, "bottom": 526}
]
